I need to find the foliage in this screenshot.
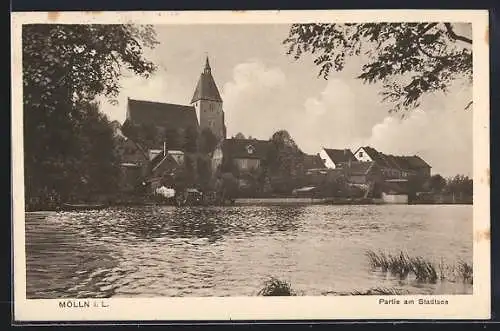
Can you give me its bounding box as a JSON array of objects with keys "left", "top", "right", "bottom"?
[
  {"left": 198, "top": 128, "right": 219, "bottom": 155},
  {"left": 214, "top": 172, "right": 239, "bottom": 201},
  {"left": 23, "top": 24, "right": 158, "bottom": 107},
  {"left": 233, "top": 132, "right": 246, "bottom": 139},
  {"left": 265, "top": 130, "right": 306, "bottom": 193},
  {"left": 184, "top": 127, "right": 199, "bottom": 153},
  {"left": 25, "top": 102, "right": 119, "bottom": 204},
  {"left": 257, "top": 277, "right": 296, "bottom": 296},
  {"left": 23, "top": 24, "right": 158, "bottom": 207},
  {"left": 348, "top": 287, "right": 409, "bottom": 296},
  {"left": 196, "top": 155, "right": 212, "bottom": 191},
  {"left": 366, "top": 250, "right": 473, "bottom": 284},
  {"left": 443, "top": 174, "right": 473, "bottom": 197},
  {"left": 423, "top": 174, "right": 447, "bottom": 193},
  {"left": 283, "top": 23, "right": 472, "bottom": 114}
]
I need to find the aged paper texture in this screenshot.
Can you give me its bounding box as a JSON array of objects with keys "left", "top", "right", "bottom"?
[{"left": 11, "top": 10, "right": 490, "bottom": 321}]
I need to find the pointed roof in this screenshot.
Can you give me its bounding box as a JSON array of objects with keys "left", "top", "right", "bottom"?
[
  {"left": 323, "top": 148, "right": 356, "bottom": 164},
  {"left": 191, "top": 57, "right": 223, "bottom": 103}
]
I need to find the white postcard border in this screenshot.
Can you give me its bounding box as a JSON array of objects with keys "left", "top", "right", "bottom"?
[{"left": 11, "top": 9, "right": 491, "bottom": 321}]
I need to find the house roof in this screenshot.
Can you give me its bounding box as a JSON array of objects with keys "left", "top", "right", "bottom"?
[
  {"left": 397, "top": 155, "right": 431, "bottom": 169},
  {"left": 357, "top": 146, "right": 431, "bottom": 171},
  {"left": 221, "top": 138, "right": 271, "bottom": 160},
  {"left": 190, "top": 57, "right": 223, "bottom": 103},
  {"left": 150, "top": 152, "right": 180, "bottom": 173},
  {"left": 323, "top": 148, "right": 356, "bottom": 164},
  {"left": 303, "top": 154, "right": 326, "bottom": 170},
  {"left": 127, "top": 98, "right": 199, "bottom": 130}
]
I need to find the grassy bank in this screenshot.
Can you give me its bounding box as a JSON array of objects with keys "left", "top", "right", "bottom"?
[
  {"left": 257, "top": 250, "right": 473, "bottom": 296},
  {"left": 366, "top": 250, "right": 473, "bottom": 284}
]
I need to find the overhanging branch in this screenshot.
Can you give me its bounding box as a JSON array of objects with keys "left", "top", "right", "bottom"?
[{"left": 444, "top": 23, "right": 473, "bottom": 44}]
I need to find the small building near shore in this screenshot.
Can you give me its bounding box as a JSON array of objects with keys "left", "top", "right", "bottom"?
[
  {"left": 212, "top": 138, "right": 271, "bottom": 173},
  {"left": 380, "top": 179, "right": 409, "bottom": 204}
]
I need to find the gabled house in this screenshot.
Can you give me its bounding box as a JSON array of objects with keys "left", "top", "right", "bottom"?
[
  {"left": 352, "top": 146, "right": 431, "bottom": 181},
  {"left": 146, "top": 148, "right": 185, "bottom": 192},
  {"left": 212, "top": 138, "right": 271, "bottom": 173},
  {"left": 319, "top": 148, "right": 357, "bottom": 169}
]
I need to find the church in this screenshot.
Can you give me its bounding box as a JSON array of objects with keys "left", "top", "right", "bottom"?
[{"left": 124, "top": 56, "right": 227, "bottom": 142}]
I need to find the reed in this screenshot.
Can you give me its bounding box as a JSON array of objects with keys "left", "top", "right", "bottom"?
[
  {"left": 257, "top": 277, "right": 296, "bottom": 296},
  {"left": 366, "top": 250, "right": 472, "bottom": 284},
  {"left": 349, "top": 287, "right": 409, "bottom": 296}
]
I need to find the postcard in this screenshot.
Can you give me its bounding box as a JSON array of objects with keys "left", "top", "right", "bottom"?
[{"left": 11, "top": 9, "right": 490, "bottom": 322}]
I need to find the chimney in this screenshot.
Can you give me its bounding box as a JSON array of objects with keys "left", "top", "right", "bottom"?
[{"left": 163, "top": 141, "right": 166, "bottom": 156}]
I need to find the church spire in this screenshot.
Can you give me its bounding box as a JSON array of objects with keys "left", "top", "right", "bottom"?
[
  {"left": 204, "top": 56, "right": 211, "bottom": 74},
  {"left": 191, "top": 56, "right": 222, "bottom": 103}
]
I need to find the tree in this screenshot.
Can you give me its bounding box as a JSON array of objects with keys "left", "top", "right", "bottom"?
[
  {"left": 234, "top": 132, "right": 246, "bottom": 139},
  {"left": 23, "top": 24, "right": 158, "bottom": 206},
  {"left": 184, "top": 126, "right": 199, "bottom": 153},
  {"left": 266, "top": 130, "right": 306, "bottom": 193},
  {"left": 283, "top": 23, "right": 472, "bottom": 114},
  {"left": 196, "top": 156, "right": 212, "bottom": 191},
  {"left": 444, "top": 175, "right": 473, "bottom": 197},
  {"left": 215, "top": 173, "right": 239, "bottom": 201},
  {"left": 424, "top": 174, "right": 447, "bottom": 193},
  {"left": 198, "top": 128, "right": 218, "bottom": 155}
]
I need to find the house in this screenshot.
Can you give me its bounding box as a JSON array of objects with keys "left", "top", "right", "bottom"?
[
  {"left": 146, "top": 148, "right": 185, "bottom": 192},
  {"left": 380, "top": 179, "right": 410, "bottom": 204},
  {"left": 352, "top": 146, "right": 431, "bottom": 181},
  {"left": 319, "top": 148, "right": 357, "bottom": 169},
  {"left": 212, "top": 138, "right": 271, "bottom": 173},
  {"left": 122, "top": 57, "right": 226, "bottom": 147}
]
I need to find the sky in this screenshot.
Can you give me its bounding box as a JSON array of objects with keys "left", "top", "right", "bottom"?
[{"left": 98, "top": 24, "right": 473, "bottom": 177}]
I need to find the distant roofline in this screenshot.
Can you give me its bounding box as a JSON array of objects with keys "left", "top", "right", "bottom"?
[{"left": 128, "top": 98, "right": 195, "bottom": 110}]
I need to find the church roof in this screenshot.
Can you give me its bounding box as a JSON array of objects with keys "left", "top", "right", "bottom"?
[
  {"left": 190, "top": 57, "right": 223, "bottom": 103},
  {"left": 127, "top": 98, "right": 199, "bottom": 130}
]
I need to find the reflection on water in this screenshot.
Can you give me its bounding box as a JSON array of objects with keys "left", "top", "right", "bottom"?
[{"left": 25, "top": 205, "right": 472, "bottom": 298}]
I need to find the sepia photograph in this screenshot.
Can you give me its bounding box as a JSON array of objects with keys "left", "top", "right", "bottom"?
[{"left": 11, "top": 10, "right": 490, "bottom": 321}]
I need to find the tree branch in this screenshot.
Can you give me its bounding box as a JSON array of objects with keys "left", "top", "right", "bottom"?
[{"left": 444, "top": 23, "right": 473, "bottom": 44}]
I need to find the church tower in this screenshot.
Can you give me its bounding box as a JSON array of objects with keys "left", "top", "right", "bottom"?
[{"left": 190, "top": 57, "right": 226, "bottom": 141}]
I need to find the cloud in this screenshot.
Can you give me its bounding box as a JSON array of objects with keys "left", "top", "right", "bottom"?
[
  {"left": 363, "top": 83, "right": 473, "bottom": 177},
  {"left": 222, "top": 60, "right": 288, "bottom": 139}
]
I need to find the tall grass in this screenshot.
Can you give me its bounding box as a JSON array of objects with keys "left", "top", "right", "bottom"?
[
  {"left": 366, "top": 250, "right": 472, "bottom": 284},
  {"left": 348, "top": 287, "right": 409, "bottom": 296},
  {"left": 257, "top": 277, "right": 297, "bottom": 296}
]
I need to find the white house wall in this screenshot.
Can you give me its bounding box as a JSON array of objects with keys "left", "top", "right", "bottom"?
[
  {"left": 353, "top": 147, "right": 373, "bottom": 162},
  {"left": 319, "top": 149, "right": 337, "bottom": 169}
]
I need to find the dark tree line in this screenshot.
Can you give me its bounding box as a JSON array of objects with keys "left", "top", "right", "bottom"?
[{"left": 23, "top": 24, "right": 158, "bottom": 209}]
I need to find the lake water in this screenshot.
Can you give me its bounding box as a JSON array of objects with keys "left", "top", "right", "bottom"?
[{"left": 25, "top": 205, "right": 473, "bottom": 298}]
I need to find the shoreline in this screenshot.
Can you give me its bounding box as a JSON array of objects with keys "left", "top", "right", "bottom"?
[{"left": 24, "top": 199, "right": 472, "bottom": 212}]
